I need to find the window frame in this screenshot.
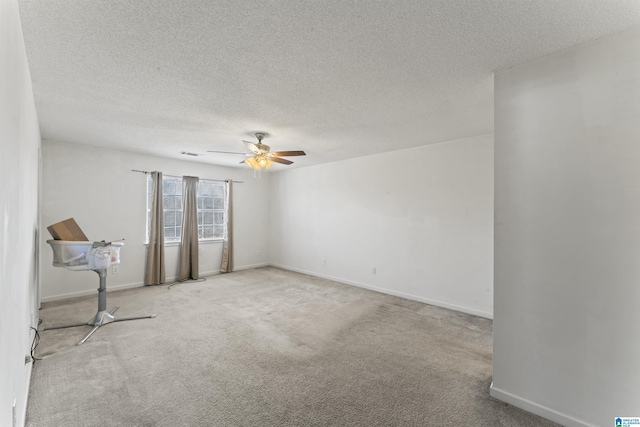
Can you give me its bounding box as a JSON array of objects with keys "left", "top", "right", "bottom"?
[
  {"left": 196, "top": 179, "right": 226, "bottom": 241},
  {"left": 146, "top": 175, "right": 226, "bottom": 244}
]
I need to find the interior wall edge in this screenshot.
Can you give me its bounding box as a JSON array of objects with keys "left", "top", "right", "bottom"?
[{"left": 492, "top": 26, "right": 640, "bottom": 424}]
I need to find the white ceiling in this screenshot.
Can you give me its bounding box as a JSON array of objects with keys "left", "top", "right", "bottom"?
[{"left": 18, "top": 0, "right": 640, "bottom": 169}]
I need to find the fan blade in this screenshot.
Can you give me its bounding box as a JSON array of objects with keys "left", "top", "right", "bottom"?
[
  {"left": 208, "top": 150, "right": 250, "bottom": 155},
  {"left": 271, "top": 150, "right": 306, "bottom": 157},
  {"left": 243, "top": 141, "right": 261, "bottom": 154},
  {"left": 270, "top": 156, "right": 293, "bottom": 165}
]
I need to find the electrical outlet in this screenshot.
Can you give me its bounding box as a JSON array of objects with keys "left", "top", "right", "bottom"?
[
  {"left": 112, "top": 265, "right": 119, "bottom": 274},
  {"left": 322, "top": 258, "right": 326, "bottom": 266},
  {"left": 372, "top": 267, "right": 377, "bottom": 275}
]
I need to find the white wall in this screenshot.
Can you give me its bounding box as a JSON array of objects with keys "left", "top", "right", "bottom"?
[
  {"left": 492, "top": 28, "right": 640, "bottom": 426},
  {"left": 0, "top": 0, "right": 41, "bottom": 425},
  {"left": 40, "top": 140, "right": 270, "bottom": 300},
  {"left": 269, "top": 134, "right": 494, "bottom": 318}
]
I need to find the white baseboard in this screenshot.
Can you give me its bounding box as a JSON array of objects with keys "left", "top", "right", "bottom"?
[
  {"left": 233, "top": 262, "right": 270, "bottom": 271},
  {"left": 40, "top": 281, "right": 145, "bottom": 303},
  {"left": 269, "top": 263, "right": 493, "bottom": 320},
  {"left": 489, "top": 383, "right": 597, "bottom": 427},
  {"left": 22, "top": 338, "right": 34, "bottom": 427},
  {"left": 40, "top": 262, "right": 490, "bottom": 321},
  {"left": 199, "top": 269, "right": 220, "bottom": 277},
  {"left": 40, "top": 264, "right": 267, "bottom": 302}
]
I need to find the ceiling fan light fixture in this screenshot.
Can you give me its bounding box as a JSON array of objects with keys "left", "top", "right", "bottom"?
[
  {"left": 221, "top": 131, "right": 306, "bottom": 172},
  {"left": 246, "top": 157, "right": 260, "bottom": 170}
]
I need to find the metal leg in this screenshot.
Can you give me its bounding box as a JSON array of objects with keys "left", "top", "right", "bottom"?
[
  {"left": 88, "top": 305, "right": 118, "bottom": 326},
  {"left": 77, "top": 306, "right": 156, "bottom": 345},
  {"left": 77, "top": 325, "right": 101, "bottom": 345},
  {"left": 112, "top": 313, "right": 157, "bottom": 323},
  {"left": 42, "top": 269, "right": 156, "bottom": 345}
]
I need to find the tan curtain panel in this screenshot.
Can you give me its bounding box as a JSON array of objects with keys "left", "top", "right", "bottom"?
[
  {"left": 145, "top": 171, "right": 165, "bottom": 285},
  {"left": 220, "top": 180, "right": 234, "bottom": 273},
  {"left": 179, "top": 176, "right": 199, "bottom": 281}
]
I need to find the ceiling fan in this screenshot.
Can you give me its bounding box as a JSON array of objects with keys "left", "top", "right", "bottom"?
[{"left": 208, "top": 133, "right": 306, "bottom": 170}]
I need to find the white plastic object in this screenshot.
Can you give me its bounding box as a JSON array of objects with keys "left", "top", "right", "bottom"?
[{"left": 47, "top": 240, "right": 123, "bottom": 271}]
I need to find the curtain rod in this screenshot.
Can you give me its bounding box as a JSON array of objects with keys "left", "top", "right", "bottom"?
[{"left": 131, "top": 170, "right": 243, "bottom": 184}]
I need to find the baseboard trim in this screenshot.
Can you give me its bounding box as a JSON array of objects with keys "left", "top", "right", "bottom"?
[
  {"left": 40, "top": 281, "right": 145, "bottom": 302},
  {"left": 269, "top": 263, "right": 493, "bottom": 319},
  {"left": 40, "top": 265, "right": 266, "bottom": 302},
  {"left": 23, "top": 334, "right": 34, "bottom": 427},
  {"left": 40, "top": 262, "right": 489, "bottom": 321},
  {"left": 489, "top": 383, "right": 596, "bottom": 427},
  {"left": 233, "top": 262, "right": 269, "bottom": 271}
]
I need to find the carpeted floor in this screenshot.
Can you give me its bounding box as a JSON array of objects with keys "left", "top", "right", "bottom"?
[{"left": 27, "top": 267, "right": 558, "bottom": 426}]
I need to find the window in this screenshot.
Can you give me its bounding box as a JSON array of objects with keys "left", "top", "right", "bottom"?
[
  {"left": 147, "top": 176, "right": 225, "bottom": 243},
  {"left": 196, "top": 180, "right": 225, "bottom": 240}
]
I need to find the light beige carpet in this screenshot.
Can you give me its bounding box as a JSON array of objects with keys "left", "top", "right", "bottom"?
[{"left": 27, "top": 267, "right": 557, "bottom": 426}]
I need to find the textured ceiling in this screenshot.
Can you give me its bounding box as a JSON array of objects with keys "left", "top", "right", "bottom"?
[{"left": 18, "top": 0, "right": 640, "bottom": 169}]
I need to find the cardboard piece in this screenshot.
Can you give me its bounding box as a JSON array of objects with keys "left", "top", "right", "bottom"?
[{"left": 47, "top": 218, "right": 89, "bottom": 241}]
